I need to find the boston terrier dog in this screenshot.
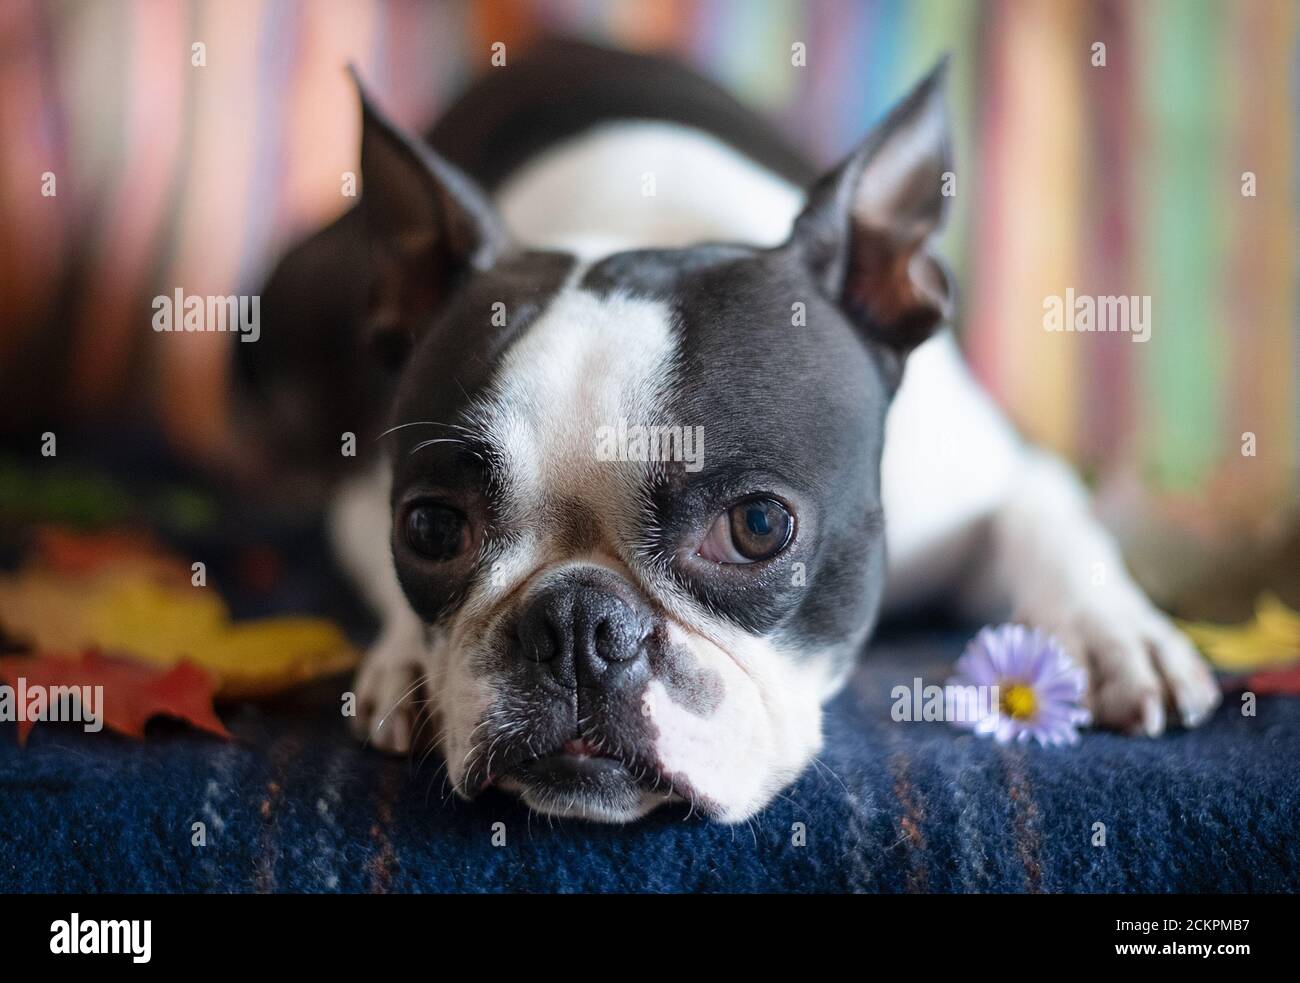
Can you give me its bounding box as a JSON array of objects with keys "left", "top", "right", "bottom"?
[{"left": 248, "top": 40, "right": 1219, "bottom": 823}]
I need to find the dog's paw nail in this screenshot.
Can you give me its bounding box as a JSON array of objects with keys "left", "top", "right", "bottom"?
[
  {"left": 1180, "top": 687, "right": 1220, "bottom": 728},
  {"left": 1140, "top": 695, "right": 1165, "bottom": 737}
]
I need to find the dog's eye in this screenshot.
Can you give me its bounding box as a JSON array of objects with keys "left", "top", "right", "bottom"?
[
  {"left": 404, "top": 503, "right": 470, "bottom": 561},
  {"left": 699, "top": 497, "right": 794, "bottom": 564}
]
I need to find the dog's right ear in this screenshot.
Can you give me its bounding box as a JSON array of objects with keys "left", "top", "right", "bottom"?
[{"left": 349, "top": 66, "right": 509, "bottom": 368}]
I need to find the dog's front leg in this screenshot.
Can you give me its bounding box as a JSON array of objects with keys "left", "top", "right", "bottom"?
[
  {"left": 972, "top": 450, "right": 1221, "bottom": 734},
  {"left": 329, "top": 466, "right": 430, "bottom": 753}
]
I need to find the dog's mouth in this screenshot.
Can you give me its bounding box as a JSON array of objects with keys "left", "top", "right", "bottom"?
[
  {"left": 507, "top": 737, "right": 641, "bottom": 791},
  {"left": 514, "top": 741, "right": 638, "bottom": 795},
  {"left": 469, "top": 732, "right": 668, "bottom": 821}
]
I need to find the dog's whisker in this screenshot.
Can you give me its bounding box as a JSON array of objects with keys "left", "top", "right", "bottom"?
[
  {"left": 374, "top": 420, "right": 463, "bottom": 441},
  {"left": 370, "top": 673, "right": 430, "bottom": 740},
  {"left": 810, "top": 755, "right": 852, "bottom": 797},
  {"left": 408, "top": 437, "right": 468, "bottom": 456}
]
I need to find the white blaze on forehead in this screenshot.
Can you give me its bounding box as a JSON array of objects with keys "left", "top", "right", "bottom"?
[{"left": 471, "top": 286, "right": 678, "bottom": 536}]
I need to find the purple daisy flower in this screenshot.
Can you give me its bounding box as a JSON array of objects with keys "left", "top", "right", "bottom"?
[{"left": 947, "top": 624, "right": 1091, "bottom": 747}]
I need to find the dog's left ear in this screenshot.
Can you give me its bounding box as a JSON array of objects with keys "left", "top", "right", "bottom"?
[{"left": 792, "top": 58, "right": 953, "bottom": 354}]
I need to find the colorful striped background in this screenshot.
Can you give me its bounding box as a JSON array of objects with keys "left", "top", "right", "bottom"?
[{"left": 0, "top": 0, "right": 1296, "bottom": 567}]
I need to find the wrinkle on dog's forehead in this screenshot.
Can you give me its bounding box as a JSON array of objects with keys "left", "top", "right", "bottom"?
[{"left": 548, "top": 496, "right": 603, "bottom": 555}]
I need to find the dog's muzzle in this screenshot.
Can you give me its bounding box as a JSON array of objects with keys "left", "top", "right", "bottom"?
[{"left": 462, "top": 566, "right": 669, "bottom": 818}]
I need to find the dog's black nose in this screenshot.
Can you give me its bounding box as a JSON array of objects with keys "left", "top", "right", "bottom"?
[{"left": 516, "top": 570, "right": 651, "bottom": 690}]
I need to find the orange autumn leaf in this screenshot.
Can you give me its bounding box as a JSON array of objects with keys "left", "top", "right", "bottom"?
[
  {"left": 31, "top": 526, "right": 190, "bottom": 583},
  {"left": 0, "top": 650, "right": 231, "bottom": 745}
]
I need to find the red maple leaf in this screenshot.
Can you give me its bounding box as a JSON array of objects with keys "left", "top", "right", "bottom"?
[
  {"left": 0, "top": 650, "right": 231, "bottom": 745},
  {"left": 1245, "top": 663, "right": 1300, "bottom": 697}
]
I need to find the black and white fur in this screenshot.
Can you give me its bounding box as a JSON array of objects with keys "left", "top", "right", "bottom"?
[{"left": 252, "top": 41, "right": 1219, "bottom": 823}]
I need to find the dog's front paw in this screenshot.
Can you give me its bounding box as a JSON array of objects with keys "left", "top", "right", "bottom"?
[
  {"left": 349, "top": 639, "right": 430, "bottom": 754},
  {"left": 1024, "top": 594, "right": 1221, "bottom": 736}
]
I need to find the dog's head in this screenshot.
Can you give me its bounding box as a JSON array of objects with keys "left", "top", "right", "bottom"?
[{"left": 355, "top": 63, "right": 952, "bottom": 822}]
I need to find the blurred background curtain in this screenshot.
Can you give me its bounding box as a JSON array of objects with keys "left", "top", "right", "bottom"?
[{"left": 0, "top": 0, "right": 1296, "bottom": 601}]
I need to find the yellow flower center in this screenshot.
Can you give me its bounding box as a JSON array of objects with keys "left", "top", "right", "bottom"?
[{"left": 1001, "top": 683, "right": 1037, "bottom": 720}]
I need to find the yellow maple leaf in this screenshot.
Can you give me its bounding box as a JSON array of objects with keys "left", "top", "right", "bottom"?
[
  {"left": 1180, "top": 593, "right": 1300, "bottom": 672},
  {"left": 0, "top": 569, "right": 356, "bottom": 699}
]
